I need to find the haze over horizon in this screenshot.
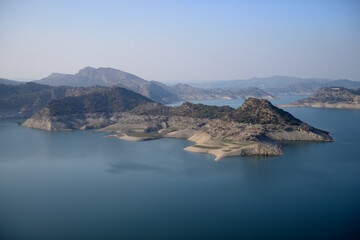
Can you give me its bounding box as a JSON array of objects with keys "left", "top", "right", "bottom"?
[{"left": 1, "top": 0, "right": 359, "bottom": 82}]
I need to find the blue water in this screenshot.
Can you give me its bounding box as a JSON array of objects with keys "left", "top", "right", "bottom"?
[{"left": 1, "top": 97, "right": 360, "bottom": 240}]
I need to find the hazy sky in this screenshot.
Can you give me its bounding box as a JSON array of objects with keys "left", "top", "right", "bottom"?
[{"left": 0, "top": 0, "right": 359, "bottom": 82}]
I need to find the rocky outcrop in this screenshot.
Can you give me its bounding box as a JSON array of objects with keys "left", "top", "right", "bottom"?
[
  {"left": 22, "top": 98, "right": 333, "bottom": 160},
  {"left": 22, "top": 108, "right": 113, "bottom": 131}
]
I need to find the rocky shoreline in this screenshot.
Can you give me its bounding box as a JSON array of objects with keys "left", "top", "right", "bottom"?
[
  {"left": 22, "top": 98, "right": 333, "bottom": 160},
  {"left": 278, "top": 87, "right": 360, "bottom": 110}
]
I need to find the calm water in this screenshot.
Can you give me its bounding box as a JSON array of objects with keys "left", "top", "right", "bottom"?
[{"left": 1, "top": 96, "right": 360, "bottom": 240}]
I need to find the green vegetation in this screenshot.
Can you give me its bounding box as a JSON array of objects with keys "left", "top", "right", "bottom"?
[
  {"left": 132, "top": 102, "right": 233, "bottom": 120},
  {"left": 4, "top": 82, "right": 304, "bottom": 128},
  {"left": 193, "top": 145, "right": 222, "bottom": 149},
  {"left": 224, "top": 140, "right": 255, "bottom": 146},
  {"left": 132, "top": 98, "right": 302, "bottom": 126},
  {"left": 126, "top": 132, "right": 161, "bottom": 137},
  {"left": 176, "top": 102, "right": 233, "bottom": 119},
  {"left": 47, "top": 87, "right": 153, "bottom": 116},
  {"left": 0, "top": 82, "right": 118, "bottom": 118},
  {"left": 230, "top": 98, "right": 301, "bottom": 125},
  {"left": 223, "top": 140, "right": 240, "bottom": 144},
  {"left": 0, "top": 82, "right": 70, "bottom": 117}
]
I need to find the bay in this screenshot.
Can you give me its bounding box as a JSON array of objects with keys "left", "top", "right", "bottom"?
[{"left": 0, "top": 96, "right": 360, "bottom": 240}]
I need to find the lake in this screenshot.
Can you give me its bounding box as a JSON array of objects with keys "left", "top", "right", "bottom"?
[{"left": 1, "top": 96, "right": 360, "bottom": 240}]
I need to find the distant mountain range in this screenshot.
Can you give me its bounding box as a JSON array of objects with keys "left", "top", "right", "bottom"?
[
  {"left": 3, "top": 68, "right": 360, "bottom": 110},
  {"left": 0, "top": 78, "right": 24, "bottom": 85},
  {"left": 35, "top": 67, "right": 180, "bottom": 104},
  {"left": 0, "top": 67, "right": 272, "bottom": 118},
  {"left": 34, "top": 67, "right": 273, "bottom": 103},
  {"left": 169, "top": 83, "right": 273, "bottom": 101},
  {"left": 189, "top": 76, "right": 360, "bottom": 95}
]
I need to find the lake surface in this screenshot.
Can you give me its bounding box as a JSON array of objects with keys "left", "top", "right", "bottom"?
[{"left": 1, "top": 96, "right": 360, "bottom": 240}]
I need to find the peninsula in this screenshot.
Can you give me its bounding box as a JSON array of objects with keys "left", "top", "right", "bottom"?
[
  {"left": 278, "top": 87, "right": 360, "bottom": 110},
  {"left": 22, "top": 86, "right": 333, "bottom": 160}
]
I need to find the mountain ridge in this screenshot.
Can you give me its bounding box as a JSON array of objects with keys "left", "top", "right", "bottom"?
[
  {"left": 0, "top": 78, "right": 24, "bottom": 85},
  {"left": 189, "top": 75, "right": 360, "bottom": 95},
  {"left": 34, "top": 67, "right": 274, "bottom": 103}
]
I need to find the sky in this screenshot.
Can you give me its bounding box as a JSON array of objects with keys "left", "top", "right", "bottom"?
[{"left": 0, "top": 0, "right": 359, "bottom": 82}]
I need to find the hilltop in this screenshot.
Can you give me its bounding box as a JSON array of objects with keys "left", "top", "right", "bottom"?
[{"left": 35, "top": 67, "right": 180, "bottom": 104}]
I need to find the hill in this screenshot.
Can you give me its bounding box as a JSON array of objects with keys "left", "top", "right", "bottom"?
[
  {"left": 0, "top": 82, "right": 71, "bottom": 118},
  {"left": 129, "top": 98, "right": 300, "bottom": 125},
  {"left": 35, "top": 67, "right": 180, "bottom": 104},
  {"left": 281, "top": 87, "right": 360, "bottom": 109},
  {"left": 46, "top": 86, "right": 153, "bottom": 116},
  {"left": 0, "top": 82, "right": 121, "bottom": 118},
  {"left": 0, "top": 78, "right": 24, "bottom": 85}
]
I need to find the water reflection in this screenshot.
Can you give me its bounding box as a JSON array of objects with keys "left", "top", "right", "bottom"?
[{"left": 106, "top": 161, "right": 168, "bottom": 174}]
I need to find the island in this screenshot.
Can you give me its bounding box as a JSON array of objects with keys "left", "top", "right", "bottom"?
[
  {"left": 22, "top": 86, "right": 333, "bottom": 160},
  {"left": 278, "top": 87, "right": 360, "bottom": 110}
]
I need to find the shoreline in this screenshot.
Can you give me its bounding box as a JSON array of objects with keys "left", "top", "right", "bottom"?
[
  {"left": 277, "top": 103, "right": 360, "bottom": 110},
  {"left": 106, "top": 133, "right": 162, "bottom": 142},
  {"left": 21, "top": 98, "right": 334, "bottom": 161},
  {"left": 104, "top": 130, "right": 290, "bottom": 161}
]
